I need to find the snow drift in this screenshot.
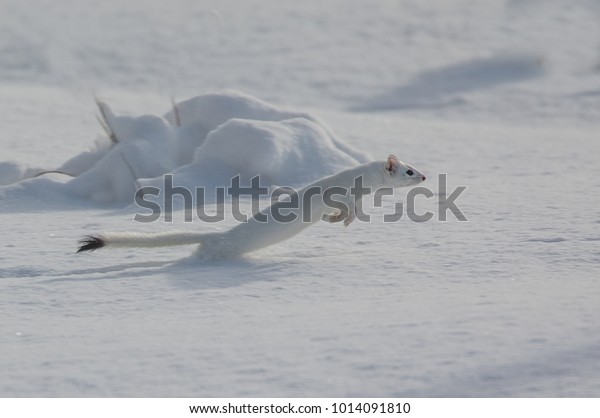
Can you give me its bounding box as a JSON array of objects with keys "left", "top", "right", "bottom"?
[{"left": 0, "top": 90, "right": 369, "bottom": 206}]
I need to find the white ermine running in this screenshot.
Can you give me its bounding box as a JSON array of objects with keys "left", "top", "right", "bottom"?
[{"left": 77, "top": 155, "right": 426, "bottom": 258}]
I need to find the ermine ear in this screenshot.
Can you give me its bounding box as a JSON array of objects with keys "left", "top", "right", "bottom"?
[{"left": 385, "top": 155, "right": 400, "bottom": 174}]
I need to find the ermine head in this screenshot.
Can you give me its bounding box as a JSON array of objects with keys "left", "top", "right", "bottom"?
[{"left": 383, "top": 154, "right": 426, "bottom": 188}]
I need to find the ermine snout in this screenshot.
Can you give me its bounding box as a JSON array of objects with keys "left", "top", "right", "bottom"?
[{"left": 421, "top": 175, "right": 426, "bottom": 181}]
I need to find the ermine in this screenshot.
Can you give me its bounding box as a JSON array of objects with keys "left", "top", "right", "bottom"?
[{"left": 77, "top": 155, "right": 425, "bottom": 258}]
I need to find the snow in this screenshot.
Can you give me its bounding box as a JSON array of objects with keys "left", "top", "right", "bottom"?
[
  {"left": 0, "top": 90, "right": 367, "bottom": 205},
  {"left": 1, "top": 0, "right": 600, "bottom": 397}
]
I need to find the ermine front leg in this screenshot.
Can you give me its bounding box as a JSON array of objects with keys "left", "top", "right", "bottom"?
[
  {"left": 322, "top": 199, "right": 358, "bottom": 227},
  {"left": 322, "top": 208, "right": 348, "bottom": 223}
]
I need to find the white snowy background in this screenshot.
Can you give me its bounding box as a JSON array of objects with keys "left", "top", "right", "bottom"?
[{"left": 1, "top": 0, "right": 600, "bottom": 397}]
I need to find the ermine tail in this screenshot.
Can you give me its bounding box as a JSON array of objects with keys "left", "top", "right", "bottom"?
[{"left": 76, "top": 231, "right": 209, "bottom": 253}]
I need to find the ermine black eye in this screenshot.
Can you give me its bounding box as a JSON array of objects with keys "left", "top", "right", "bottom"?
[{"left": 406, "top": 169, "right": 414, "bottom": 176}]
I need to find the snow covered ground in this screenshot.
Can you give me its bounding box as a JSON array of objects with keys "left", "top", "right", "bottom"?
[{"left": 1, "top": 0, "right": 600, "bottom": 397}]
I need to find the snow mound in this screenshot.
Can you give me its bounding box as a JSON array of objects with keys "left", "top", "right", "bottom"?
[
  {"left": 146, "top": 116, "right": 367, "bottom": 194},
  {"left": 63, "top": 101, "right": 180, "bottom": 205},
  {"left": 166, "top": 89, "right": 369, "bottom": 165},
  {"left": 0, "top": 90, "right": 369, "bottom": 206}
]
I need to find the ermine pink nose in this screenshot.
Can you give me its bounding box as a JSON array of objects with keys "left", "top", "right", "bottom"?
[{"left": 421, "top": 175, "right": 426, "bottom": 181}]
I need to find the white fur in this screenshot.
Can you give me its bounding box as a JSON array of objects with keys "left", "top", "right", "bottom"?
[
  {"left": 94, "top": 231, "right": 206, "bottom": 248},
  {"left": 83, "top": 156, "right": 425, "bottom": 258}
]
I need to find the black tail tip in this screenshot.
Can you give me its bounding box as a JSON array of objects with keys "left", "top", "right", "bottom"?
[{"left": 77, "top": 235, "right": 106, "bottom": 253}]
